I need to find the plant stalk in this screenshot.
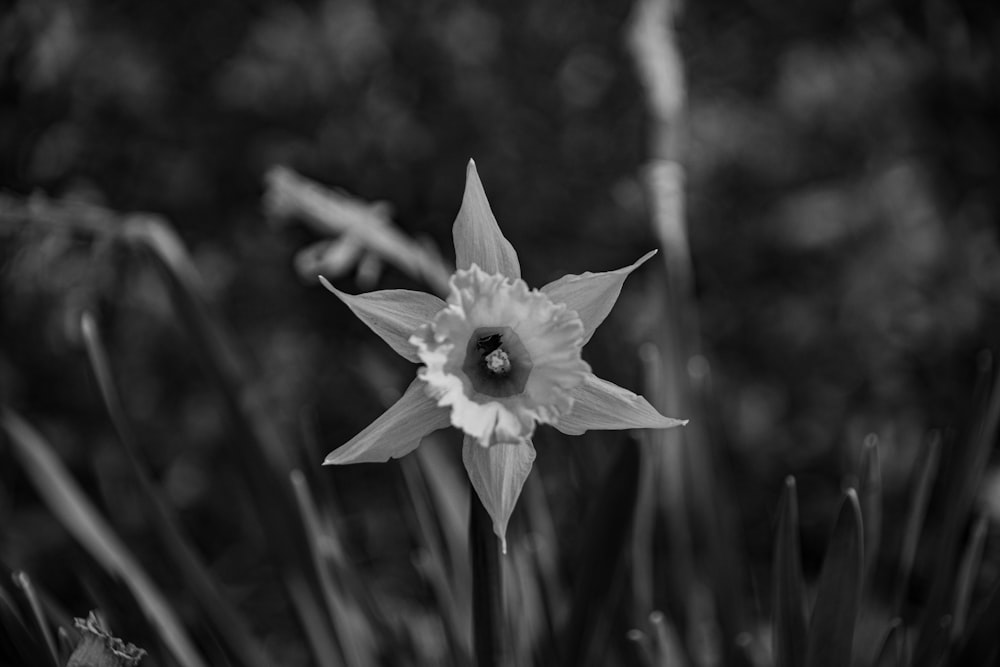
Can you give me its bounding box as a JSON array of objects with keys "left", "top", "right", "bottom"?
[{"left": 469, "top": 485, "right": 504, "bottom": 667}]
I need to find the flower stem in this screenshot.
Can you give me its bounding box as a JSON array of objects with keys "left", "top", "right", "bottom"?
[{"left": 469, "top": 484, "right": 505, "bottom": 667}]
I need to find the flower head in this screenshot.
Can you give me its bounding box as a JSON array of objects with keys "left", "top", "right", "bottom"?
[
  {"left": 322, "top": 160, "right": 685, "bottom": 550},
  {"left": 412, "top": 265, "right": 590, "bottom": 447}
]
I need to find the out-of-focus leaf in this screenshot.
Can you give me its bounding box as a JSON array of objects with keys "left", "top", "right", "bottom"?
[
  {"left": 858, "top": 435, "right": 881, "bottom": 580},
  {"left": 81, "top": 312, "right": 272, "bottom": 667},
  {"left": 952, "top": 577, "right": 1000, "bottom": 666},
  {"left": 649, "top": 610, "right": 687, "bottom": 667},
  {"left": 558, "top": 440, "right": 640, "bottom": 667},
  {"left": 893, "top": 433, "right": 941, "bottom": 614},
  {"left": 805, "top": 489, "right": 863, "bottom": 667},
  {"left": 118, "top": 216, "right": 340, "bottom": 663},
  {"left": 951, "top": 515, "right": 989, "bottom": 641},
  {"left": 0, "top": 577, "right": 50, "bottom": 667},
  {"left": 264, "top": 166, "right": 452, "bottom": 295},
  {"left": 773, "top": 477, "right": 807, "bottom": 667},
  {"left": 284, "top": 575, "right": 341, "bottom": 667},
  {"left": 401, "top": 441, "right": 472, "bottom": 662},
  {"left": 10, "top": 572, "right": 59, "bottom": 667},
  {"left": 916, "top": 354, "right": 1000, "bottom": 664},
  {"left": 1, "top": 410, "right": 207, "bottom": 667},
  {"left": 290, "top": 470, "right": 377, "bottom": 667},
  {"left": 872, "top": 620, "right": 902, "bottom": 667}
]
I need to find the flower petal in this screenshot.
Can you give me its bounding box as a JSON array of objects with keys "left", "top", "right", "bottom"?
[
  {"left": 462, "top": 435, "right": 536, "bottom": 553},
  {"left": 324, "top": 379, "right": 450, "bottom": 464},
  {"left": 541, "top": 250, "right": 657, "bottom": 344},
  {"left": 553, "top": 372, "right": 687, "bottom": 435},
  {"left": 320, "top": 276, "right": 445, "bottom": 363},
  {"left": 452, "top": 160, "right": 521, "bottom": 279}
]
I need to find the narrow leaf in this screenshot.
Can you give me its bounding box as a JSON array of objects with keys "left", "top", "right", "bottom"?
[
  {"left": 10, "top": 572, "right": 59, "bottom": 667},
  {"left": 916, "top": 353, "right": 1000, "bottom": 665},
  {"left": 290, "top": 471, "right": 377, "bottom": 667},
  {"left": 806, "top": 489, "right": 863, "bottom": 667},
  {"left": 892, "top": 433, "right": 941, "bottom": 614},
  {"left": 872, "top": 620, "right": 903, "bottom": 667},
  {"left": 951, "top": 515, "right": 989, "bottom": 641},
  {"left": 81, "top": 312, "right": 272, "bottom": 667},
  {"left": 0, "top": 576, "right": 50, "bottom": 666},
  {"left": 773, "top": 477, "right": 807, "bottom": 667},
  {"left": 952, "top": 576, "right": 1000, "bottom": 666},
  {"left": 858, "top": 435, "right": 882, "bottom": 581},
  {"left": 1, "top": 410, "right": 208, "bottom": 667}
]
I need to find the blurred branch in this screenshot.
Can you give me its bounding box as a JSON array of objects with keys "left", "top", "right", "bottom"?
[{"left": 264, "top": 166, "right": 453, "bottom": 296}]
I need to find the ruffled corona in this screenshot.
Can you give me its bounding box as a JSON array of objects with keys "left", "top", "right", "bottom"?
[{"left": 411, "top": 265, "right": 590, "bottom": 446}]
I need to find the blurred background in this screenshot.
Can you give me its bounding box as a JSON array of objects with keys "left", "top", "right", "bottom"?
[{"left": 2, "top": 0, "right": 1000, "bottom": 664}]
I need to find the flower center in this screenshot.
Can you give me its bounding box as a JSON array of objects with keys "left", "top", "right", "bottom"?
[
  {"left": 484, "top": 348, "right": 512, "bottom": 375},
  {"left": 463, "top": 327, "right": 531, "bottom": 398}
]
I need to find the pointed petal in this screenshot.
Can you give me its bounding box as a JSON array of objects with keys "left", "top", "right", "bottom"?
[
  {"left": 553, "top": 373, "right": 687, "bottom": 435},
  {"left": 320, "top": 276, "right": 444, "bottom": 363},
  {"left": 324, "top": 379, "right": 450, "bottom": 464},
  {"left": 541, "top": 250, "right": 657, "bottom": 344},
  {"left": 453, "top": 160, "right": 521, "bottom": 279},
  {"left": 462, "top": 435, "right": 536, "bottom": 553}
]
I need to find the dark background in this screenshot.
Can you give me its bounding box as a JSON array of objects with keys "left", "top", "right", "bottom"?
[{"left": 2, "top": 0, "right": 999, "bottom": 662}]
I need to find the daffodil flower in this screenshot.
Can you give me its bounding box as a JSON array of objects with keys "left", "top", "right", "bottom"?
[{"left": 321, "top": 160, "right": 685, "bottom": 551}]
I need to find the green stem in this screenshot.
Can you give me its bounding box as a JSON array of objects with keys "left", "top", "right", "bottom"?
[{"left": 469, "top": 485, "right": 504, "bottom": 667}]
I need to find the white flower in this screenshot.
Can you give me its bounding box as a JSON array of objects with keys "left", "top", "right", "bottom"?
[{"left": 321, "top": 160, "right": 685, "bottom": 550}]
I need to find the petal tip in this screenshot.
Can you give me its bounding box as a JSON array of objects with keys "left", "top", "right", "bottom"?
[
  {"left": 637, "top": 248, "right": 658, "bottom": 266},
  {"left": 318, "top": 275, "right": 343, "bottom": 298}
]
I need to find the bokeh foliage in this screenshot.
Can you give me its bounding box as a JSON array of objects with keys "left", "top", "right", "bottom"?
[{"left": 2, "top": 0, "right": 1000, "bottom": 664}]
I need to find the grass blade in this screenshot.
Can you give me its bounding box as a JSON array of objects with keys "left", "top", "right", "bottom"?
[
  {"left": 951, "top": 515, "right": 989, "bottom": 641},
  {"left": 806, "top": 489, "right": 863, "bottom": 667},
  {"left": 290, "top": 470, "right": 376, "bottom": 667},
  {"left": 401, "top": 449, "right": 471, "bottom": 662},
  {"left": 0, "top": 574, "right": 52, "bottom": 666},
  {"left": 858, "top": 435, "right": 882, "bottom": 581},
  {"left": 2, "top": 409, "right": 207, "bottom": 667},
  {"left": 952, "top": 575, "right": 1000, "bottom": 666},
  {"left": 872, "top": 620, "right": 903, "bottom": 667},
  {"left": 118, "top": 217, "right": 338, "bottom": 660},
  {"left": 893, "top": 433, "right": 941, "bottom": 614},
  {"left": 10, "top": 572, "right": 59, "bottom": 667},
  {"left": 80, "top": 312, "right": 272, "bottom": 667},
  {"left": 773, "top": 476, "right": 807, "bottom": 667},
  {"left": 916, "top": 353, "right": 1000, "bottom": 664}
]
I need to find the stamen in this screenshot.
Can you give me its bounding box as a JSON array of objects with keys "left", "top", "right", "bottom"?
[{"left": 484, "top": 348, "right": 511, "bottom": 375}]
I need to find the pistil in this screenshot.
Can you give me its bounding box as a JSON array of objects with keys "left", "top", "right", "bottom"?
[{"left": 484, "top": 348, "right": 511, "bottom": 375}]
